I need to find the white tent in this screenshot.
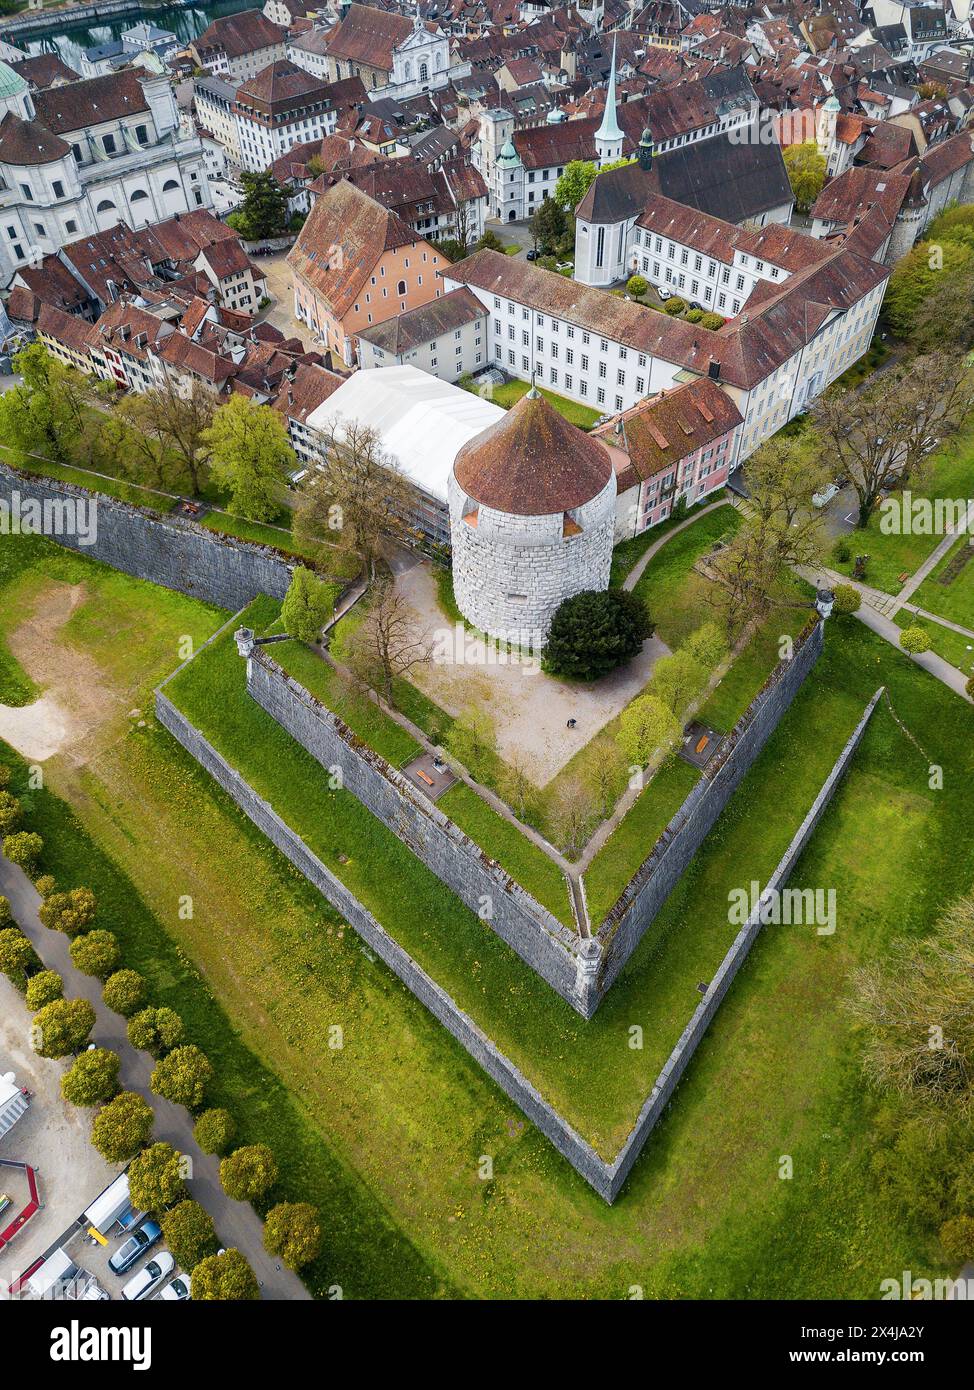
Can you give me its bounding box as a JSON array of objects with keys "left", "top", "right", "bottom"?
[
  {"left": 0, "top": 1071, "right": 27, "bottom": 1139},
  {"left": 306, "top": 364, "right": 505, "bottom": 505},
  {"left": 82, "top": 1171, "right": 131, "bottom": 1234}
]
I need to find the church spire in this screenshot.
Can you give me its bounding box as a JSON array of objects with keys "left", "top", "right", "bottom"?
[{"left": 594, "top": 37, "right": 624, "bottom": 164}]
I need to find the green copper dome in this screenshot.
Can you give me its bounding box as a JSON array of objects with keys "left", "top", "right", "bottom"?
[
  {"left": 0, "top": 62, "right": 27, "bottom": 100},
  {"left": 497, "top": 138, "right": 521, "bottom": 168}
]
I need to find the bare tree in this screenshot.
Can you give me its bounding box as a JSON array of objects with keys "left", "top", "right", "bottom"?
[
  {"left": 295, "top": 419, "right": 412, "bottom": 577},
  {"left": 344, "top": 579, "right": 431, "bottom": 709},
  {"left": 553, "top": 777, "right": 598, "bottom": 859},
  {"left": 502, "top": 752, "right": 534, "bottom": 821},
  {"left": 813, "top": 352, "right": 970, "bottom": 528}
]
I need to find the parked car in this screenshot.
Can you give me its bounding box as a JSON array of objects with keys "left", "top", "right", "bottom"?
[
  {"left": 122, "top": 1252, "right": 175, "bottom": 1302},
  {"left": 158, "top": 1273, "right": 191, "bottom": 1301},
  {"left": 657, "top": 286, "right": 672, "bottom": 301},
  {"left": 812, "top": 483, "right": 839, "bottom": 509},
  {"left": 286, "top": 468, "right": 308, "bottom": 490},
  {"left": 109, "top": 1219, "right": 162, "bottom": 1275},
  {"left": 525, "top": 248, "right": 538, "bottom": 261}
]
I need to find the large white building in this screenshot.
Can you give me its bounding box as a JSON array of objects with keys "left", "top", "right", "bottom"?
[{"left": 0, "top": 62, "right": 210, "bottom": 286}]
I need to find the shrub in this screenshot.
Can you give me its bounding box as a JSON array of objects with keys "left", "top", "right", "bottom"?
[
  {"left": 967, "top": 675, "right": 974, "bottom": 700},
  {"left": 128, "top": 1006, "right": 184, "bottom": 1057},
  {"left": 34, "top": 875, "right": 56, "bottom": 898},
  {"left": 280, "top": 566, "right": 333, "bottom": 643},
  {"left": 699, "top": 311, "right": 725, "bottom": 330},
  {"left": 150, "top": 1044, "right": 213, "bottom": 1111},
  {"left": 3, "top": 831, "right": 42, "bottom": 872},
  {"left": 685, "top": 307, "right": 703, "bottom": 323},
  {"left": 939, "top": 1214, "right": 974, "bottom": 1264},
  {"left": 652, "top": 649, "right": 708, "bottom": 715},
  {"left": 543, "top": 590, "right": 654, "bottom": 680},
  {"left": 39, "top": 887, "right": 96, "bottom": 937},
  {"left": 0, "top": 764, "right": 10, "bottom": 788},
  {"left": 618, "top": 693, "right": 681, "bottom": 767},
  {"left": 832, "top": 584, "right": 862, "bottom": 614},
  {"left": 61, "top": 1047, "right": 120, "bottom": 1107},
  {"left": 263, "top": 1202, "right": 322, "bottom": 1270},
  {"left": 102, "top": 969, "right": 147, "bottom": 1017},
  {"left": 194, "top": 1107, "right": 236, "bottom": 1156},
  {"left": 32, "top": 997, "right": 96, "bottom": 1058},
  {"left": 899, "top": 625, "right": 931, "bottom": 654},
  {"left": 161, "top": 1200, "right": 218, "bottom": 1270},
  {"left": 25, "top": 969, "right": 63, "bottom": 1011},
  {"left": 191, "top": 1249, "right": 260, "bottom": 1301},
  {"left": 0, "top": 895, "right": 9, "bottom": 927},
  {"left": 0, "top": 790, "right": 22, "bottom": 835},
  {"left": 0, "top": 926, "right": 34, "bottom": 990},
  {"left": 128, "top": 1141, "right": 188, "bottom": 1213},
  {"left": 682, "top": 621, "right": 727, "bottom": 671},
  {"left": 662, "top": 297, "right": 686, "bottom": 315},
  {"left": 91, "top": 1091, "right": 154, "bottom": 1163},
  {"left": 220, "top": 1144, "right": 278, "bottom": 1203},
  {"left": 626, "top": 274, "right": 648, "bottom": 298},
  {"left": 69, "top": 929, "right": 120, "bottom": 980}
]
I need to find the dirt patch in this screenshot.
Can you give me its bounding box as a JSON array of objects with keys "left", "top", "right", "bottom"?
[
  {"left": 396, "top": 563, "right": 670, "bottom": 786},
  {"left": 0, "top": 582, "right": 120, "bottom": 765}
]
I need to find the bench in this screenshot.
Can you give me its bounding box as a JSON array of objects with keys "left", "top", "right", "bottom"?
[
  {"left": 415, "top": 769, "right": 435, "bottom": 787},
  {"left": 695, "top": 735, "right": 710, "bottom": 755}
]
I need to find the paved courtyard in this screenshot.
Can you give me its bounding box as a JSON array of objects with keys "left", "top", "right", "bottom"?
[{"left": 395, "top": 558, "right": 669, "bottom": 786}]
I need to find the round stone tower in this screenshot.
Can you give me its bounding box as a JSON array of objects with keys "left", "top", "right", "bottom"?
[{"left": 448, "top": 388, "right": 617, "bottom": 649}]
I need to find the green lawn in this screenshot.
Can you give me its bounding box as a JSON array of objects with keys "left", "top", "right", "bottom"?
[
  {"left": 609, "top": 495, "right": 728, "bottom": 588},
  {"left": 461, "top": 376, "right": 602, "bottom": 430},
  {"left": 630, "top": 506, "right": 741, "bottom": 645},
  {"left": 829, "top": 431, "right": 974, "bottom": 595},
  {"left": 910, "top": 534, "right": 974, "bottom": 630},
  {"left": 893, "top": 611, "right": 974, "bottom": 676},
  {"left": 2, "top": 532, "right": 969, "bottom": 1297}
]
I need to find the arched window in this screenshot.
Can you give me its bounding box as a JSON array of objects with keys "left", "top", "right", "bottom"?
[
  {"left": 419, "top": 61, "right": 429, "bottom": 83},
  {"left": 130, "top": 189, "right": 149, "bottom": 202},
  {"left": 162, "top": 179, "right": 179, "bottom": 192},
  {"left": 96, "top": 199, "right": 115, "bottom": 213},
  {"left": 397, "top": 280, "right": 407, "bottom": 296}
]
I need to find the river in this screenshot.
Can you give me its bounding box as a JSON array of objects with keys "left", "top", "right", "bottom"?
[{"left": 12, "top": 1, "right": 257, "bottom": 71}]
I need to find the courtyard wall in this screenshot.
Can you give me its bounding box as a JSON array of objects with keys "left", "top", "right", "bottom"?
[{"left": 0, "top": 462, "right": 294, "bottom": 612}]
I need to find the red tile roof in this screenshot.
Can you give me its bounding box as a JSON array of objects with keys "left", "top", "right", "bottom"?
[
  {"left": 592, "top": 377, "right": 742, "bottom": 482},
  {"left": 33, "top": 71, "right": 149, "bottom": 134}
]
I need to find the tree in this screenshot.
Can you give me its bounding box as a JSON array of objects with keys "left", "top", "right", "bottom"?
[
  {"left": 869, "top": 1108, "right": 966, "bottom": 1230},
  {"left": 652, "top": 649, "right": 709, "bottom": 716},
  {"left": 587, "top": 735, "right": 628, "bottom": 817},
  {"left": 445, "top": 703, "right": 497, "bottom": 781},
  {"left": 102, "top": 969, "right": 147, "bottom": 1018},
  {"left": 3, "top": 831, "right": 42, "bottom": 872},
  {"left": 220, "top": 1144, "right": 279, "bottom": 1202},
  {"left": 940, "top": 1214, "right": 974, "bottom": 1264},
  {"left": 226, "top": 170, "right": 289, "bottom": 241},
  {"left": 191, "top": 1248, "right": 260, "bottom": 1301},
  {"left": 128, "top": 1006, "right": 184, "bottom": 1057},
  {"left": 553, "top": 158, "right": 629, "bottom": 211},
  {"left": 204, "top": 395, "right": 295, "bottom": 522},
  {"left": 618, "top": 693, "right": 680, "bottom": 767},
  {"left": 32, "top": 998, "right": 96, "bottom": 1058},
  {"left": 885, "top": 239, "right": 973, "bottom": 338},
  {"left": 39, "top": 887, "right": 96, "bottom": 937},
  {"left": 150, "top": 1044, "right": 213, "bottom": 1111},
  {"left": 0, "top": 927, "right": 34, "bottom": 990},
  {"left": 69, "top": 929, "right": 120, "bottom": 980},
  {"left": 626, "top": 274, "right": 648, "bottom": 298},
  {"left": 61, "top": 1047, "right": 120, "bottom": 1107},
  {"left": 475, "top": 229, "right": 505, "bottom": 253},
  {"left": 530, "top": 196, "right": 566, "bottom": 252},
  {"left": 832, "top": 584, "right": 862, "bottom": 614},
  {"left": 0, "top": 791, "right": 22, "bottom": 835},
  {"left": 162, "top": 1200, "right": 218, "bottom": 1270},
  {"left": 682, "top": 621, "right": 727, "bottom": 671},
  {"left": 294, "top": 418, "right": 410, "bottom": 577},
  {"left": 91, "top": 1091, "right": 154, "bottom": 1163},
  {"left": 543, "top": 590, "right": 653, "bottom": 681},
  {"left": 846, "top": 890, "right": 974, "bottom": 1106},
  {"left": 783, "top": 140, "right": 826, "bottom": 213},
  {"left": 263, "top": 1202, "right": 322, "bottom": 1270},
  {"left": 128, "top": 1141, "right": 188, "bottom": 1212},
  {"left": 899, "top": 625, "right": 931, "bottom": 654},
  {"left": 280, "top": 566, "right": 333, "bottom": 643},
  {"left": 552, "top": 777, "right": 598, "bottom": 858},
  {"left": 26, "top": 969, "right": 63, "bottom": 1011},
  {"left": 194, "top": 1107, "right": 236, "bottom": 1155},
  {"left": 344, "top": 578, "right": 432, "bottom": 708},
  {"left": 0, "top": 344, "right": 100, "bottom": 463},
  {"left": 105, "top": 379, "right": 215, "bottom": 496}
]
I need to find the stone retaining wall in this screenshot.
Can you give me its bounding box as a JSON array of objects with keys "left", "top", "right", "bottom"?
[
  {"left": 594, "top": 619, "right": 825, "bottom": 997},
  {"left": 242, "top": 645, "right": 590, "bottom": 1012},
  {"left": 0, "top": 462, "right": 293, "bottom": 612}
]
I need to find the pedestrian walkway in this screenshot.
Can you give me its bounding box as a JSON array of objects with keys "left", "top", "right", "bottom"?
[
  {"left": 0, "top": 854, "right": 310, "bottom": 1301},
  {"left": 890, "top": 500, "right": 974, "bottom": 614}
]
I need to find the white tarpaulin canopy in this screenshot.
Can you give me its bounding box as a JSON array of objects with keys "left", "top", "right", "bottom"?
[{"left": 306, "top": 364, "right": 505, "bottom": 504}]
